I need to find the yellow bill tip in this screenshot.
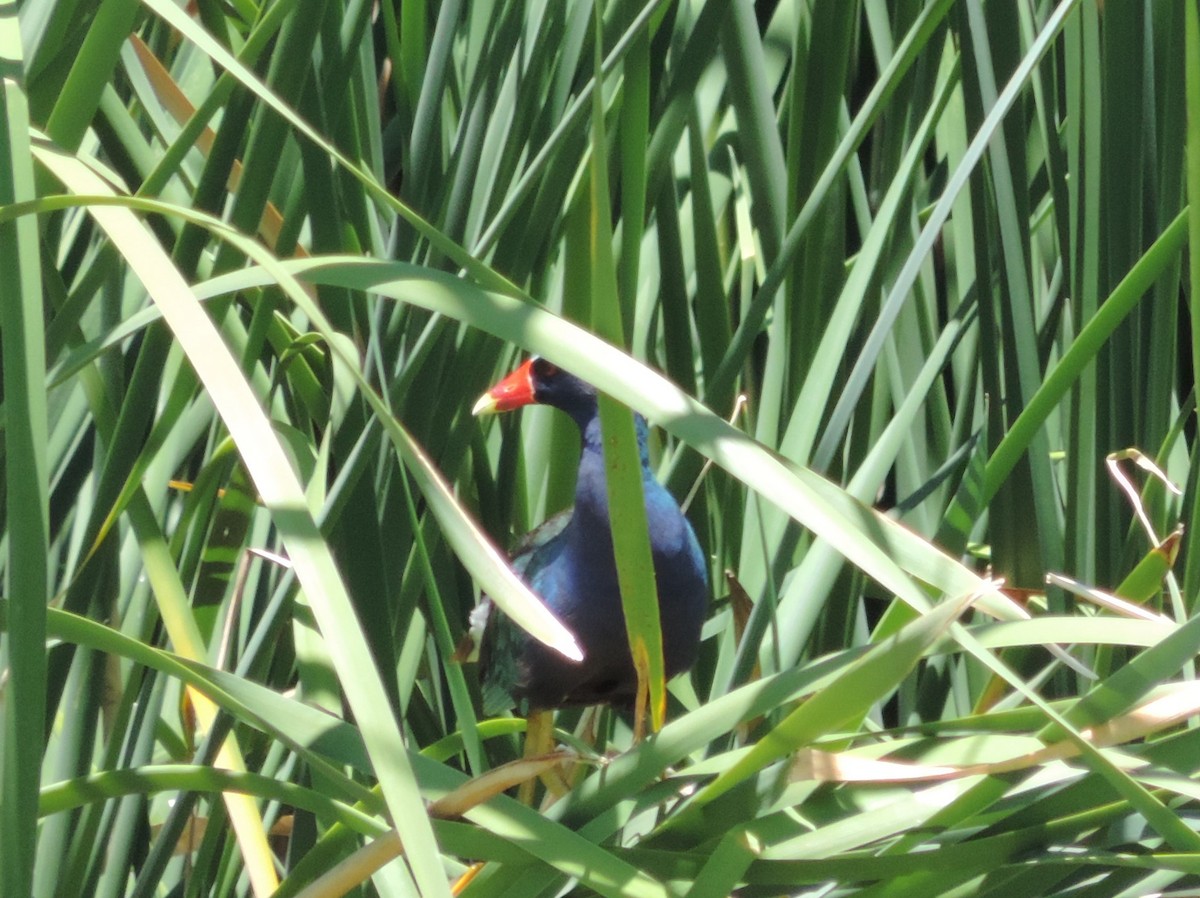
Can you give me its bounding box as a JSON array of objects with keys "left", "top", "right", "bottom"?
[{"left": 472, "top": 392, "right": 500, "bottom": 416}]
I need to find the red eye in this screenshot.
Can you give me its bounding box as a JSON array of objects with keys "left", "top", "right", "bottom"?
[{"left": 533, "top": 358, "right": 558, "bottom": 378}]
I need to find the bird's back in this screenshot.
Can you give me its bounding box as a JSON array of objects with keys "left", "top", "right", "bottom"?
[{"left": 480, "top": 487, "right": 707, "bottom": 713}]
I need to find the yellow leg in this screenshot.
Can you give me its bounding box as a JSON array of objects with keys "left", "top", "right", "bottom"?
[
  {"left": 452, "top": 862, "right": 485, "bottom": 894},
  {"left": 518, "top": 710, "right": 555, "bottom": 805},
  {"left": 561, "top": 707, "right": 598, "bottom": 792}
]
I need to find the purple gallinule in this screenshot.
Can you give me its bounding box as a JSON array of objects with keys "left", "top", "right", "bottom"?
[{"left": 465, "top": 357, "right": 708, "bottom": 746}]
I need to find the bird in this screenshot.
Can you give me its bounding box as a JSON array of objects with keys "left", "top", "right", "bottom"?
[{"left": 461, "top": 356, "right": 708, "bottom": 763}]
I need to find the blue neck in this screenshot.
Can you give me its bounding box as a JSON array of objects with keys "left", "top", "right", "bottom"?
[{"left": 570, "top": 410, "right": 654, "bottom": 541}]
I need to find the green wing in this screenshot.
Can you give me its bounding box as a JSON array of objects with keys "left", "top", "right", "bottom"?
[{"left": 477, "top": 508, "right": 573, "bottom": 715}]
